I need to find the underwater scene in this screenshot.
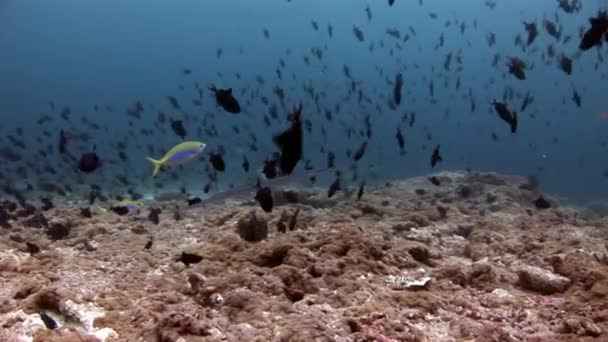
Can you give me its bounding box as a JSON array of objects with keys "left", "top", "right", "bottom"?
[{"left": 1, "top": 0, "right": 608, "bottom": 340}]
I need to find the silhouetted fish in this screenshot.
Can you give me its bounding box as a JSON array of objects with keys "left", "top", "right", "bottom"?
[{"left": 209, "top": 86, "right": 241, "bottom": 113}]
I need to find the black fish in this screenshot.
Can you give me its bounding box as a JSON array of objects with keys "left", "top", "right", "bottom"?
[
  {"left": 520, "top": 91, "right": 533, "bottom": 112},
  {"left": 273, "top": 104, "right": 303, "bottom": 175},
  {"left": 327, "top": 151, "right": 335, "bottom": 169},
  {"left": 110, "top": 206, "right": 130, "bottom": 216},
  {"left": 179, "top": 251, "right": 203, "bottom": 266},
  {"left": 559, "top": 54, "right": 572, "bottom": 75},
  {"left": 40, "top": 197, "right": 53, "bottom": 211},
  {"left": 289, "top": 209, "right": 300, "bottom": 231},
  {"left": 388, "top": 0, "right": 395, "bottom": 5},
  {"left": 353, "top": 141, "right": 368, "bottom": 162},
  {"left": 78, "top": 152, "right": 102, "bottom": 173},
  {"left": 58, "top": 130, "right": 68, "bottom": 154},
  {"left": 170, "top": 119, "right": 187, "bottom": 139},
  {"left": 533, "top": 196, "right": 551, "bottom": 209},
  {"left": 39, "top": 312, "right": 57, "bottom": 330},
  {"left": 507, "top": 57, "right": 527, "bottom": 80},
  {"left": 209, "top": 153, "right": 226, "bottom": 172},
  {"left": 255, "top": 186, "right": 273, "bottom": 213},
  {"left": 144, "top": 237, "right": 153, "bottom": 250},
  {"left": 492, "top": 100, "right": 518, "bottom": 133},
  {"left": 428, "top": 176, "right": 441, "bottom": 186},
  {"left": 242, "top": 155, "right": 250, "bottom": 172},
  {"left": 396, "top": 127, "right": 405, "bottom": 154},
  {"left": 357, "top": 181, "right": 365, "bottom": 200},
  {"left": 26, "top": 242, "right": 40, "bottom": 255},
  {"left": 328, "top": 173, "right": 341, "bottom": 198},
  {"left": 262, "top": 158, "right": 278, "bottom": 179},
  {"left": 430, "top": 145, "right": 442, "bottom": 168},
  {"left": 579, "top": 11, "right": 608, "bottom": 51},
  {"left": 209, "top": 86, "right": 241, "bottom": 113},
  {"left": 167, "top": 96, "right": 181, "bottom": 110},
  {"left": 393, "top": 72, "right": 403, "bottom": 105},
  {"left": 572, "top": 89, "right": 581, "bottom": 107},
  {"left": 187, "top": 197, "right": 202, "bottom": 206},
  {"left": 148, "top": 208, "right": 161, "bottom": 225},
  {"left": 524, "top": 21, "right": 538, "bottom": 46},
  {"left": 80, "top": 207, "right": 92, "bottom": 218}
]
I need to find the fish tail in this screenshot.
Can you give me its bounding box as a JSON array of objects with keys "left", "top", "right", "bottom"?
[{"left": 146, "top": 157, "right": 163, "bottom": 177}]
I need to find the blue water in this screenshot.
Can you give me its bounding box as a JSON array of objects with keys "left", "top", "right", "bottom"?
[{"left": 0, "top": 0, "right": 607, "bottom": 203}]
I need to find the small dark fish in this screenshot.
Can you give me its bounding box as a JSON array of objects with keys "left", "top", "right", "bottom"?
[
  {"left": 242, "top": 155, "right": 250, "bottom": 173},
  {"left": 572, "top": 89, "right": 581, "bottom": 107},
  {"left": 273, "top": 104, "right": 303, "bottom": 175},
  {"left": 507, "top": 57, "right": 527, "bottom": 80},
  {"left": 328, "top": 173, "right": 341, "bottom": 198},
  {"left": 144, "top": 237, "right": 153, "bottom": 250},
  {"left": 524, "top": 21, "right": 538, "bottom": 46},
  {"left": 173, "top": 206, "right": 182, "bottom": 221},
  {"left": 353, "top": 141, "right": 368, "bottom": 162},
  {"left": 148, "top": 208, "right": 161, "bottom": 225},
  {"left": 396, "top": 127, "right": 405, "bottom": 153},
  {"left": 182, "top": 68, "right": 192, "bottom": 75},
  {"left": 288, "top": 209, "right": 300, "bottom": 231},
  {"left": 78, "top": 152, "right": 102, "bottom": 173},
  {"left": 520, "top": 91, "right": 533, "bottom": 112},
  {"left": 80, "top": 207, "right": 92, "bottom": 218},
  {"left": 388, "top": 0, "right": 395, "bottom": 6},
  {"left": 262, "top": 158, "right": 278, "bottom": 179},
  {"left": 187, "top": 197, "right": 202, "bottom": 206},
  {"left": 179, "top": 251, "right": 203, "bottom": 266},
  {"left": 40, "top": 197, "right": 53, "bottom": 211},
  {"left": 170, "top": 119, "right": 187, "bottom": 139},
  {"left": 533, "top": 196, "right": 551, "bottom": 209},
  {"left": 428, "top": 176, "right": 441, "bottom": 186},
  {"left": 26, "top": 242, "right": 40, "bottom": 255},
  {"left": 255, "top": 186, "right": 273, "bottom": 213},
  {"left": 209, "top": 153, "right": 226, "bottom": 172},
  {"left": 167, "top": 96, "right": 181, "bottom": 110},
  {"left": 559, "top": 54, "right": 572, "bottom": 75},
  {"left": 352, "top": 25, "right": 365, "bottom": 41},
  {"left": 209, "top": 86, "right": 241, "bottom": 113},
  {"left": 430, "top": 145, "right": 442, "bottom": 168},
  {"left": 492, "top": 100, "right": 518, "bottom": 133},
  {"left": 579, "top": 11, "right": 608, "bottom": 51},
  {"left": 393, "top": 72, "right": 403, "bottom": 105},
  {"left": 58, "top": 130, "right": 68, "bottom": 154},
  {"left": 357, "top": 181, "right": 365, "bottom": 200},
  {"left": 39, "top": 312, "right": 58, "bottom": 330},
  {"left": 110, "top": 206, "right": 130, "bottom": 216},
  {"left": 327, "top": 151, "right": 335, "bottom": 169}
]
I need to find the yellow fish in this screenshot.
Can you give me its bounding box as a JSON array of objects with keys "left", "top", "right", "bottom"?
[{"left": 146, "top": 141, "right": 206, "bottom": 177}]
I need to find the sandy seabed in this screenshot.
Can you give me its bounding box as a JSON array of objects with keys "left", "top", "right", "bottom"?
[{"left": 1, "top": 170, "right": 607, "bottom": 342}]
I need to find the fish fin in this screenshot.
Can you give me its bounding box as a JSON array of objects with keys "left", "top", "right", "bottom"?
[{"left": 146, "top": 157, "right": 162, "bottom": 177}]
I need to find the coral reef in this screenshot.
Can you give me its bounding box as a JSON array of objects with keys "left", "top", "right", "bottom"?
[{"left": 1, "top": 171, "right": 608, "bottom": 341}]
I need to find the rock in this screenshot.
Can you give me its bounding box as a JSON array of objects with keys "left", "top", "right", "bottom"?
[
  {"left": 236, "top": 210, "right": 268, "bottom": 242},
  {"left": 392, "top": 222, "right": 416, "bottom": 233},
  {"left": 408, "top": 246, "right": 430, "bottom": 264},
  {"left": 33, "top": 287, "right": 63, "bottom": 312},
  {"left": 46, "top": 222, "right": 71, "bottom": 240},
  {"left": 517, "top": 265, "right": 571, "bottom": 294},
  {"left": 562, "top": 317, "right": 603, "bottom": 337},
  {"left": 13, "top": 280, "right": 43, "bottom": 299},
  {"left": 187, "top": 273, "right": 207, "bottom": 291}
]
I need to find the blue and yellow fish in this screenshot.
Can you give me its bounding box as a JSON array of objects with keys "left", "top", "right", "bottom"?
[{"left": 146, "top": 141, "right": 206, "bottom": 177}]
